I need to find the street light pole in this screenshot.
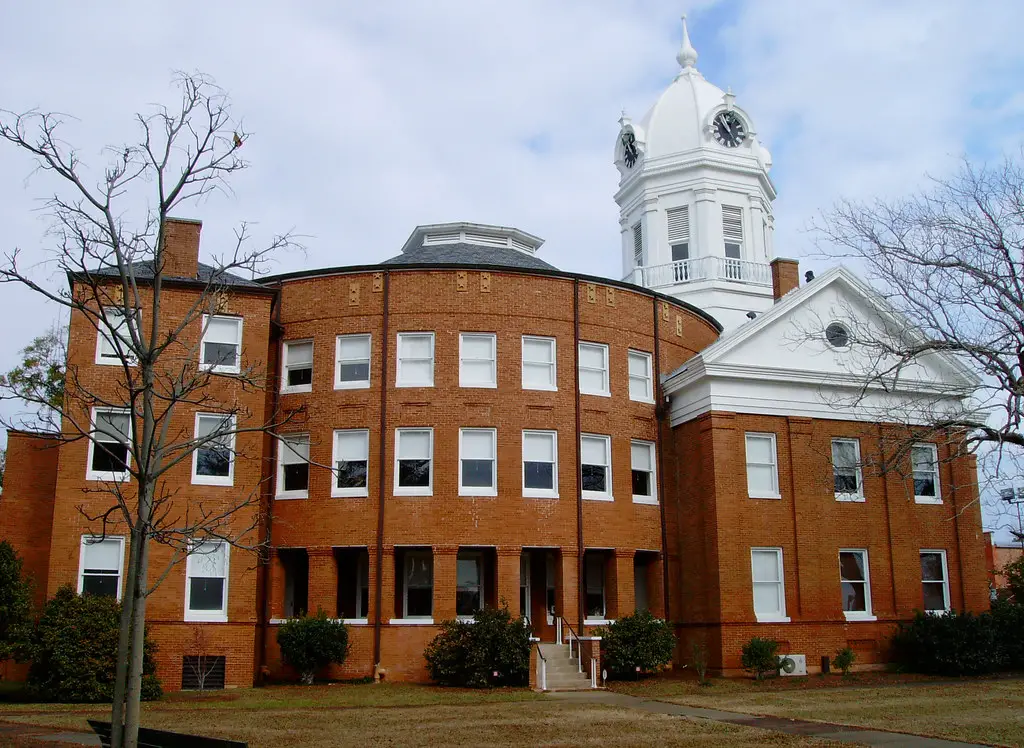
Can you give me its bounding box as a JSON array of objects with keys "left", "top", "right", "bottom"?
[{"left": 999, "top": 487, "right": 1024, "bottom": 550}]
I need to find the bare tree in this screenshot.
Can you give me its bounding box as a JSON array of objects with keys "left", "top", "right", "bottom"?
[
  {"left": 0, "top": 73, "right": 297, "bottom": 748},
  {"left": 811, "top": 155, "right": 1024, "bottom": 530},
  {"left": 183, "top": 625, "right": 222, "bottom": 692}
]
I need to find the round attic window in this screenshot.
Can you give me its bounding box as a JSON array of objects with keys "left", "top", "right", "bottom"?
[{"left": 825, "top": 322, "right": 850, "bottom": 349}]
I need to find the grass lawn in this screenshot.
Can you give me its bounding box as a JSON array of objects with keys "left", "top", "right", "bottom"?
[
  {"left": 0, "top": 683, "right": 844, "bottom": 748},
  {"left": 611, "top": 674, "right": 1024, "bottom": 747}
]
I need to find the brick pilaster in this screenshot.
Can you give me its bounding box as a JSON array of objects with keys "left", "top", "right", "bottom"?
[
  {"left": 307, "top": 547, "right": 338, "bottom": 618},
  {"left": 433, "top": 545, "right": 458, "bottom": 621},
  {"left": 497, "top": 547, "right": 522, "bottom": 617}
]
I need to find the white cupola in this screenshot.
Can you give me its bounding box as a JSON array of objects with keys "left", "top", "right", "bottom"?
[{"left": 614, "top": 16, "right": 778, "bottom": 329}]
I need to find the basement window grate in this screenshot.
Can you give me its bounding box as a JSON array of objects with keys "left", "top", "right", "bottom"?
[{"left": 181, "top": 655, "right": 226, "bottom": 690}]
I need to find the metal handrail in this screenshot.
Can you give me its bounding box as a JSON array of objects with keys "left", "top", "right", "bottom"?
[
  {"left": 530, "top": 637, "right": 547, "bottom": 691},
  {"left": 557, "top": 617, "right": 583, "bottom": 674}
]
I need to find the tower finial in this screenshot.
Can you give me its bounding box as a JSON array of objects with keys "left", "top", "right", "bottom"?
[{"left": 676, "top": 14, "right": 698, "bottom": 69}]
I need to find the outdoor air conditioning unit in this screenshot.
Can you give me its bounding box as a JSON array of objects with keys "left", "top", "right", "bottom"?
[{"left": 778, "top": 654, "right": 807, "bottom": 676}]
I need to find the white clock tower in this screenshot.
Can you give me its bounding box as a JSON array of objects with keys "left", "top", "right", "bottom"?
[{"left": 615, "top": 17, "right": 777, "bottom": 329}]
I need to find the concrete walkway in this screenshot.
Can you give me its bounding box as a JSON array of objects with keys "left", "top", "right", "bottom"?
[{"left": 547, "top": 690, "right": 985, "bottom": 747}]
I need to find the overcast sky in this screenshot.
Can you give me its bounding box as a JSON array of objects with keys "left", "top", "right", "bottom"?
[{"left": 3, "top": 0, "right": 1023, "bottom": 532}]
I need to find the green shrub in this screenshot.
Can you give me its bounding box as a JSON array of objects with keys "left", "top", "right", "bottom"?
[
  {"left": 424, "top": 604, "right": 531, "bottom": 687},
  {"left": 26, "top": 586, "right": 161, "bottom": 702},
  {"left": 1003, "top": 555, "right": 1024, "bottom": 604},
  {"left": 276, "top": 609, "right": 349, "bottom": 684},
  {"left": 598, "top": 610, "right": 675, "bottom": 679},
  {"left": 992, "top": 598, "right": 1024, "bottom": 670},
  {"left": 833, "top": 646, "right": 856, "bottom": 675},
  {"left": 0, "top": 540, "right": 32, "bottom": 660},
  {"left": 741, "top": 636, "right": 780, "bottom": 680},
  {"left": 891, "top": 610, "right": 1003, "bottom": 676}
]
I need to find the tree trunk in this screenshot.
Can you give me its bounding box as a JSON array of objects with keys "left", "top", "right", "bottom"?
[
  {"left": 122, "top": 529, "right": 150, "bottom": 748},
  {"left": 109, "top": 524, "right": 142, "bottom": 748}
]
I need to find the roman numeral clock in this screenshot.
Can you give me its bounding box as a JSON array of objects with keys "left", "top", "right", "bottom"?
[{"left": 712, "top": 110, "right": 747, "bottom": 148}]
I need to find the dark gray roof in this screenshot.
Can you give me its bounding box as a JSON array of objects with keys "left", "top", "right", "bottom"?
[
  {"left": 382, "top": 243, "right": 558, "bottom": 271},
  {"left": 88, "top": 261, "right": 261, "bottom": 288}
]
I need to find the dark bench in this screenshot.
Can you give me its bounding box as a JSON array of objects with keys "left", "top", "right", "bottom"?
[{"left": 87, "top": 720, "right": 247, "bottom": 748}]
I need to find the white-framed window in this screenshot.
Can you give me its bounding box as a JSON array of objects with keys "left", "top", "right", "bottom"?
[
  {"left": 523, "top": 430, "right": 558, "bottom": 498},
  {"left": 95, "top": 307, "right": 135, "bottom": 365},
  {"left": 631, "top": 440, "right": 657, "bottom": 504},
  {"left": 394, "top": 428, "right": 433, "bottom": 496},
  {"left": 839, "top": 549, "right": 874, "bottom": 620},
  {"left": 751, "top": 548, "right": 789, "bottom": 622},
  {"left": 333, "top": 429, "right": 369, "bottom": 497},
  {"left": 200, "top": 315, "right": 242, "bottom": 374},
  {"left": 628, "top": 350, "right": 654, "bottom": 402},
  {"left": 335, "top": 334, "right": 371, "bottom": 389},
  {"left": 832, "top": 438, "right": 864, "bottom": 501},
  {"left": 581, "top": 434, "right": 612, "bottom": 501},
  {"left": 78, "top": 535, "right": 125, "bottom": 599},
  {"left": 185, "top": 540, "right": 229, "bottom": 622},
  {"left": 912, "top": 443, "right": 941, "bottom": 504},
  {"left": 578, "top": 342, "right": 609, "bottom": 397},
  {"left": 459, "top": 333, "right": 497, "bottom": 388},
  {"left": 745, "top": 433, "right": 780, "bottom": 499},
  {"left": 459, "top": 428, "right": 497, "bottom": 497},
  {"left": 584, "top": 552, "right": 607, "bottom": 620},
  {"left": 667, "top": 206, "right": 690, "bottom": 281},
  {"left": 522, "top": 336, "right": 556, "bottom": 391},
  {"left": 276, "top": 434, "right": 310, "bottom": 499},
  {"left": 722, "top": 205, "right": 744, "bottom": 279},
  {"left": 396, "top": 332, "right": 434, "bottom": 387},
  {"left": 402, "top": 550, "right": 433, "bottom": 619},
  {"left": 920, "top": 550, "right": 950, "bottom": 613},
  {"left": 87, "top": 408, "right": 132, "bottom": 482},
  {"left": 192, "top": 414, "right": 235, "bottom": 486},
  {"left": 456, "top": 550, "right": 484, "bottom": 619},
  {"left": 281, "top": 340, "right": 313, "bottom": 393}
]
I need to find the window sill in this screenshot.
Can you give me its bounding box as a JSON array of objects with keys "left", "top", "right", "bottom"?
[
  {"left": 192, "top": 476, "right": 234, "bottom": 487},
  {"left": 632, "top": 496, "right": 659, "bottom": 505},
  {"left": 459, "top": 490, "right": 497, "bottom": 498},
  {"left": 96, "top": 357, "right": 137, "bottom": 367},
  {"left": 580, "top": 390, "right": 611, "bottom": 398},
  {"left": 842, "top": 613, "right": 877, "bottom": 622},
  {"left": 629, "top": 397, "right": 656, "bottom": 405},
  {"left": 835, "top": 494, "right": 865, "bottom": 503},
  {"left": 395, "top": 382, "right": 434, "bottom": 389},
  {"left": 185, "top": 613, "right": 228, "bottom": 623},
  {"left": 389, "top": 618, "right": 435, "bottom": 625},
  {"left": 914, "top": 497, "right": 943, "bottom": 505},
  {"left": 523, "top": 491, "right": 559, "bottom": 499},
  {"left": 281, "top": 386, "right": 312, "bottom": 395},
  {"left": 755, "top": 615, "right": 791, "bottom": 624},
  {"left": 86, "top": 472, "right": 131, "bottom": 483},
  {"left": 335, "top": 381, "right": 371, "bottom": 390},
  {"left": 582, "top": 494, "right": 614, "bottom": 502},
  {"left": 459, "top": 382, "right": 497, "bottom": 389},
  {"left": 274, "top": 492, "right": 308, "bottom": 501},
  {"left": 332, "top": 490, "right": 370, "bottom": 499},
  {"left": 584, "top": 619, "right": 614, "bottom": 626},
  {"left": 394, "top": 490, "right": 433, "bottom": 498},
  {"left": 749, "top": 492, "right": 782, "bottom": 500},
  {"left": 522, "top": 385, "right": 558, "bottom": 392},
  {"left": 200, "top": 365, "right": 241, "bottom": 376},
  {"left": 343, "top": 618, "right": 369, "bottom": 625}
]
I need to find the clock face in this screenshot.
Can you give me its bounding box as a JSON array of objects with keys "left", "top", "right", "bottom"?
[
  {"left": 712, "top": 111, "right": 746, "bottom": 148},
  {"left": 621, "top": 131, "right": 639, "bottom": 168}
]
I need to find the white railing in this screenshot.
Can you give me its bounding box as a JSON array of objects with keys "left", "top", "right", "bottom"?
[
  {"left": 559, "top": 617, "right": 583, "bottom": 674},
  {"left": 626, "top": 256, "right": 772, "bottom": 290}
]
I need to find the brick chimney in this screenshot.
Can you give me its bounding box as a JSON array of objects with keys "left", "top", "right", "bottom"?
[
  {"left": 160, "top": 217, "right": 202, "bottom": 279},
  {"left": 770, "top": 257, "right": 799, "bottom": 302}
]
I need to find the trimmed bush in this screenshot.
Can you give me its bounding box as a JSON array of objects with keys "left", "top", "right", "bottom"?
[
  {"left": 276, "top": 610, "right": 349, "bottom": 684},
  {"left": 891, "top": 610, "right": 1003, "bottom": 675},
  {"left": 26, "top": 586, "right": 161, "bottom": 702},
  {"left": 741, "top": 636, "right": 780, "bottom": 680},
  {"left": 833, "top": 646, "right": 856, "bottom": 676},
  {"left": 598, "top": 610, "right": 675, "bottom": 679},
  {"left": 1003, "top": 555, "right": 1024, "bottom": 604},
  {"left": 424, "top": 604, "right": 531, "bottom": 687},
  {"left": 0, "top": 540, "right": 32, "bottom": 661},
  {"left": 991, "top": 599, "right": 1024, "bottom": 670}
]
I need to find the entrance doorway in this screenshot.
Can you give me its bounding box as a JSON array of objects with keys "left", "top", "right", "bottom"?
[{"left": 521, "top": 548, "right": 559, "bottom": 641}]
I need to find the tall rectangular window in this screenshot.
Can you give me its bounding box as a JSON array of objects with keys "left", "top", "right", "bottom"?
[
  {"left": 192, "top": 414, "right": 235, "bottom": 486},
  {"left": 920, "top": 550, "right": 950, "bottom": 613},
  {"left": 584, "top": 552, "right": 606, "bottom": 620},
  {"left": 333, "top": 429, "right": 369, "bottom": 497},
  {"left": 832, "top": 438, "right": 864, "bottom": 501},
  {"left": 745, "top": 433, "right": 780, "bottom": 499},
  {"left": 276, "top": 434, "right": 310, "bottom": 499},
  {"left": 336, "top": 548, "right": 370, "bottom": 621},
  {"left": 722, "top": 205, "right": 744, "bottom": 280},
  {"left": 522, "top": 336, "right": 556, "bottom": 390},
  {"left": 839, "top": 550, "right": 873, "bottom": 619},
  {"left": 456, "top": 551, "right": 484, "bottom": 619},
  {"left": 200, "top": 315, "right": 242, "bottom": 374},
  {"left": 402, "top": 550, "right": 433, "bottom": 619},
  {"left": 396, "top": 333, "right": 434, "bottom": 387},
  {"left": 87, "top": 408, "right": 132, "bottom": 481},
  {"left": 185, "top": 541, "right": 229, "bottom": 622},
  {"left": 632, "top": 222, "right": 643, "bottom": 268},
  {"left": 523, "top": 430, "right": 558, "bottom": 498},
  {"left": 667, "top": 206, "right": 690, "bottom": 282},
  {"left": 78, "top": 535, "right": 125, "bottom": 598},
  {"left": 281, "top": 340, "right": 313, "bottom": 393},
  {"left": 459, "top": 428, "right": 497, "bottom": 496},
  {"left": 459, "top": 333, "right": 497, "bottom": 388},
  {"left": 395, "top": 428, "right": 433, "bottom": 495},
  {"left": 578, "top": 342, "right": 609, "bottom": 396},
  {"left": 95, "top": 307, "right": 134, "bottom": 365},
  {"left": 335, "top": 334, "right": 371, "bottom": 389},
  {"left": 912, "top": 444, "right": 941, "bottom": 503},
  {"left": 628, "top": 350, "right": 653, "bottom": 402},
  {"left": 581, "top": 434, "right": 612, "bottom": 500},
  {"left": 631, "top": 440, "right": 657, "bottom": 504},
  {"left": 751, "top": 548, "right": 788, "bottom": 622}
]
